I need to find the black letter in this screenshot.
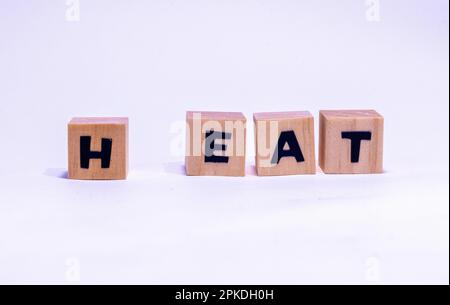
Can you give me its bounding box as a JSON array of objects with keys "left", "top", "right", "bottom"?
[
  {"left": 341, "top": 131, "right": 372, "bottom": 163},
  {"left": 204, "top": 130, "right": 231, "bottom": 163},
  {"left": 80, "top": 136, "right": 112, "bottom": 169},
  {"left": 271, "top": 130, "right": 305, "bottom": 164}
]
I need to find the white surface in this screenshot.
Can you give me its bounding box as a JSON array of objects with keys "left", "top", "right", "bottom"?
[{"left": 0, "top": 0, "right": 448, "bottom": 284}]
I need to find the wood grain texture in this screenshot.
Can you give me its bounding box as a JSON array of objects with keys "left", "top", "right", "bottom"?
[
  {"left": 254, "top": 111, "right": 316, "bottom": 176},
  {"left": 185, "top": 111, "right": 246, "bottom": 176},
  {"left": 319, "top": 110, "right": 384, "bottom": 174},
  {"left": 68, "top": 117, "right": 129, "bottom": 180}
]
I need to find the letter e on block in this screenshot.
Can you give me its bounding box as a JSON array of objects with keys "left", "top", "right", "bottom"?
[
  {"left": 68, "top": 117, "right": 129, "bottom": 180},
  {"left": 185, "top": 111, "right": 246, "bottom": 176},
  {"left": 319, "top": 110, "right": 384, "bottom": 174}
]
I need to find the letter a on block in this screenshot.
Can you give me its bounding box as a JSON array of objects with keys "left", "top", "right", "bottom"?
[
  {"left": 68, "top": 117, "right": 129, "bottom": 180},
  {"left": 319, "top": 110, "right": 384, "bottom": 174},
  {"left": 185, "top": 111, "right": 247, "bottom": 176},
  {"left": 254, "top": 111, "right": 316, "bottom": 176}
]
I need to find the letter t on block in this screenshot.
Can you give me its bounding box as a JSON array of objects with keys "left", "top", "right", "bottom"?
[
  {"left": 68, "top": 117, "right": 129, "bottom": 180},
  {"left": 319, "top": 110, "right": 384, "bottom": 174},
  {"left": 185, "top": 111, "right": 247, "bottom": 176}
]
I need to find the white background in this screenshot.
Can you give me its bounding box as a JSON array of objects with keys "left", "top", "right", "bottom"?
[{"left": 0, "top": 0, "right": 448, "bottom": 284}]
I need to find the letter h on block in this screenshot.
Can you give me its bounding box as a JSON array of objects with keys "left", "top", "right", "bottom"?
[
  {"left": 68, "top": 117, "right": 129, "bottom": 180},
  {"left": 185, "top": 111, "right": 247, "bottom": 176},
  {"left": 319, "top": 110, "right": 384, "bottom": 174}
]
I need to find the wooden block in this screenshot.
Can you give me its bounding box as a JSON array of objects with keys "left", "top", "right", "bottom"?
[
  {"left": 254, "top": 111, "right": 316, "bottom": 176},
  {"left": 319, "top": 110, "right": 384, "bottom": 174},
  {"left": 68, "top": 117, "right": 129, "bottom": 180},
  {"left": 185, "top": 111, "right": 246, "bottom": 176}
]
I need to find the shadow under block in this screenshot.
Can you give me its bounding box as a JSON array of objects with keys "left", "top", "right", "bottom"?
[
  {"left": 253, "top": 111, "right": 316, "bottom": 176},
  {"left": 185, "top": 111, "right": 247, "bottom": 176},
  {"left": 319, "top": 110, "right": 384, "bottom": 174},
  {"left": 68, "top": 117, "right": 129, "bottom": 180}
]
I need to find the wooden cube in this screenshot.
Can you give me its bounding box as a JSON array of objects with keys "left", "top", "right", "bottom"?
[
  {"left": 319, "top": 110, "right": 384, "bottom": 174},
  {"left": 254, "top": 111, "right": 316, "bottom": 176},
  {"left": 185, "top": 111, "right": 246, "bottom": 176},
  {"left": 68, "top": 117, "right": 129, "bottom": 180}
]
